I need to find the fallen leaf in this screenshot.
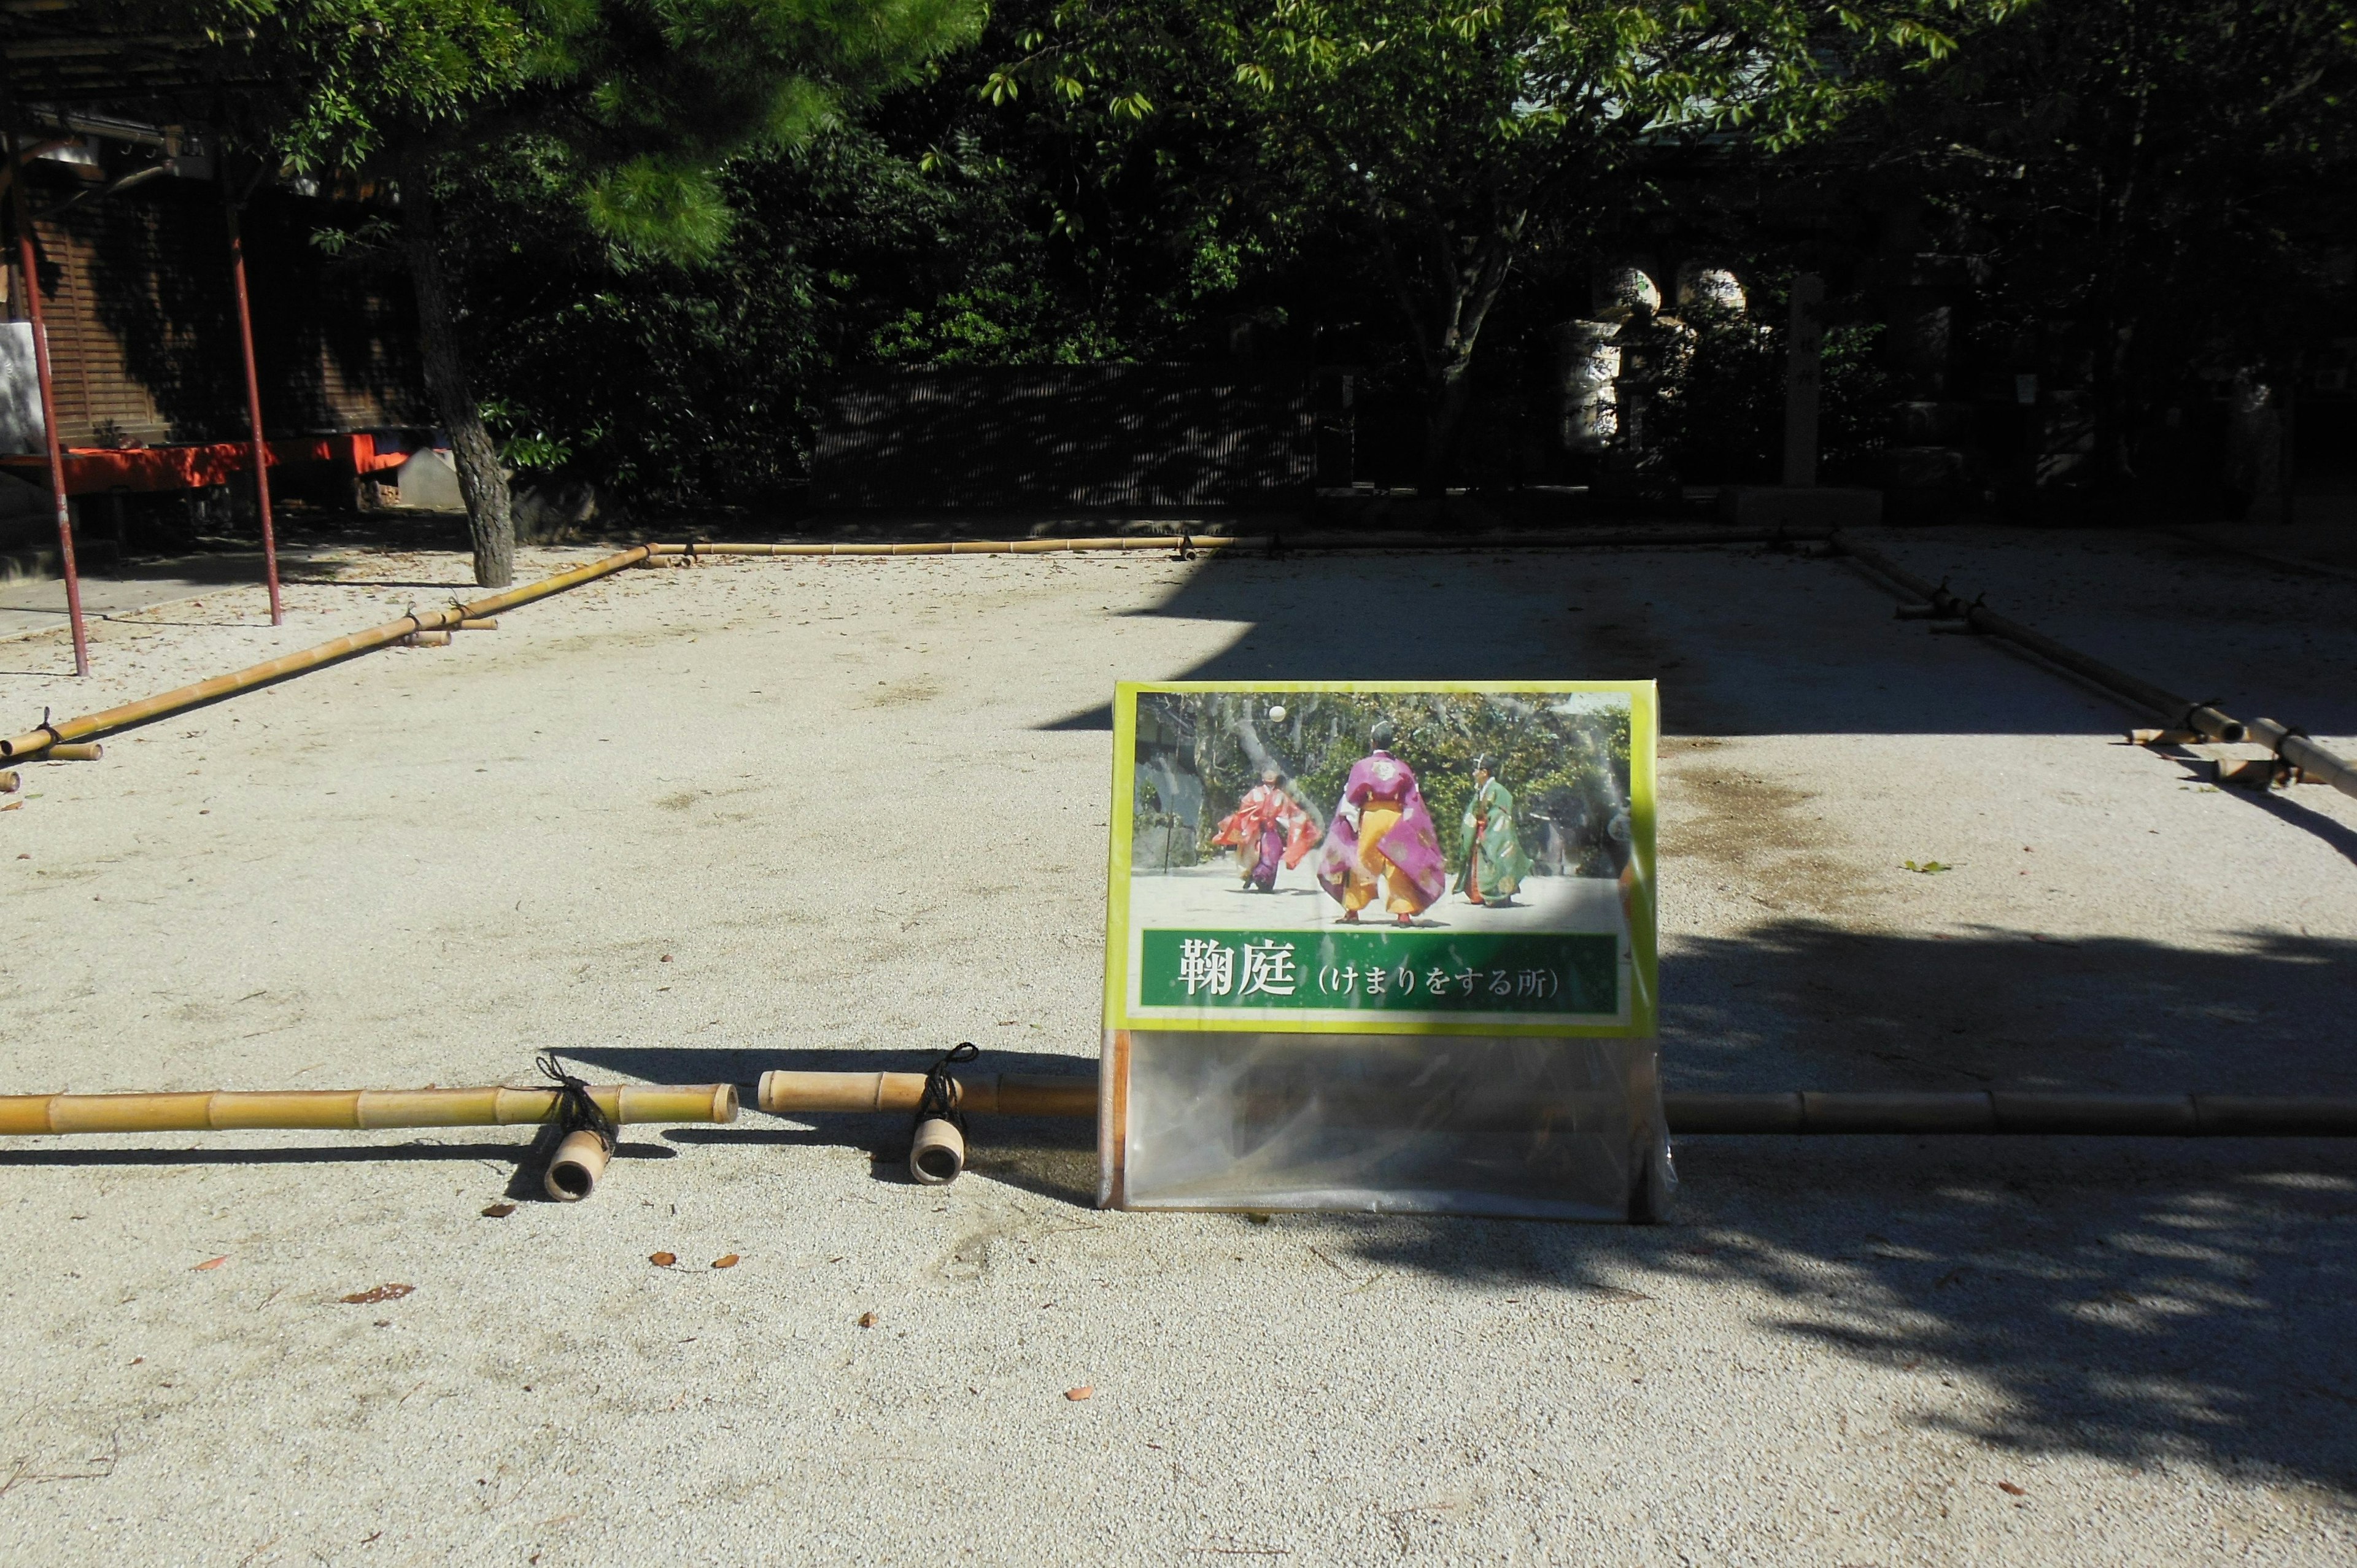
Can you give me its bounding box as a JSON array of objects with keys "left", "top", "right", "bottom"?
[
  {"left": 192, "top": 1256, "right": 228, "bottom": 1272},
  {"left": 856, "top": 1311, "right": 878, "bottom": 1328},
  {"left": 1, "top": 801, "right": 20, "bottom": 812},
  {"left": 649, "top": 1252, "right": 677, "bottom": 1268},
  {"left": 481, "top": 1203, "right": 516, "bottom": 1219},
  {"left": 1997, "top": 1481, "right": 2026, "bottom": 1497},
  {"left": 659, "top": 954, "right": 672, "bottom": 962},
  {"left": 1903, "top": 860, "right": 1956, "bottom": 875},
  {"left": 1064, "top": 1385, "right": 1094, "bottom": 1401},
  {"left": 339, "top": 1283, "right": 414, "bottom": 1305},
  {"left": 711, "top": 1254, "right": 739, "bottom": 1269}
]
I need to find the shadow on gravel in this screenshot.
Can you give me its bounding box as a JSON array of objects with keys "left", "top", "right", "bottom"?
[
  {"left": 1033, "top": 541, "right": 2357, "bottom": 738},
  {"left": 1663, "top": 922, "right": 2357, "bottom": 1097},
  {"left": 572, "top": 1044, "right": 1102, "bottom": 1207},
  {"left": 1321, "top": 1137, "right": 2357, "bottom": 1498}
]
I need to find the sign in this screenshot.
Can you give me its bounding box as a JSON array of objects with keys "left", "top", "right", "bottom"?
[{"left": 1105, "top": 682, "right": 1657, "bottom": 1038}]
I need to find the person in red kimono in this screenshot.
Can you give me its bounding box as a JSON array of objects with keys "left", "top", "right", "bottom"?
[{"left": 1212, "top": 766, "right": 1320, "bottom": 893}]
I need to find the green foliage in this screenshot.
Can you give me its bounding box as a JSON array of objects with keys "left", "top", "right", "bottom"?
[
  {"left": 986, "top": 0, "right": 2022, "bottom": 485},
  {"left": 186, "top": 0, "right": 986, "bottom": 258},
  {"left": 1651, "top": 296, "right": 1894, "bottom": 483},
  {"left": 448, "top": 125, "right": 1123, "bottom": 500},
  {"left": 1868, "top": 0, "right": 2357, "bottom": 493}
]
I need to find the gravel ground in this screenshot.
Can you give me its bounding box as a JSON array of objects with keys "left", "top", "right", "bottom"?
[{"left": 0, "top": 527, "right": 2351, "bottom": 1564}]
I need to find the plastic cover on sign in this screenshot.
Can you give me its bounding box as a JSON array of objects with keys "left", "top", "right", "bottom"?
[
  {"left": 1104, "top": 1029, "right": 1673, "bottom": 1221},
  {"left": 1102, "top": 681, "right": 1663, "bottom": 1222}
]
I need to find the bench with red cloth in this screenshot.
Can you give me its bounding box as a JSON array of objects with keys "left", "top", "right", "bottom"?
[{"left": 0, "top": 433, "right": 410, "bottom": 496}]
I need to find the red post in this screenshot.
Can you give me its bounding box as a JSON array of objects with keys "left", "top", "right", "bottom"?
[
  {"left": 223, "top": 191, "right": 281, "bottom": 625},
  {"left": 4, "top": 118, "right": 89, "bottom": 675}
]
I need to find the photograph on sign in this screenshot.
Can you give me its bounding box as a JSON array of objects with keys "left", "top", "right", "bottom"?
[
  {"left": 1114, "top": 683, "right": 1647, "bottom": 1036},
  {"left": 1102, "top": 681, "right": 1665, "bottom": 1219}
]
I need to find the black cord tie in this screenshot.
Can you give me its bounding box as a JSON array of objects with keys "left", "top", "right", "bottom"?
[
  {"left": 538, "top": 1052, "right": 617, "bottom": 1153},
  {"left": 916, "top": 1042, "right": 980, "bottom": 1134}
]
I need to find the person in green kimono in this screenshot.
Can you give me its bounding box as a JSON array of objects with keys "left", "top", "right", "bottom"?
[{"left": 1457, "top": 756, "right": 1531, "bottom": 906}]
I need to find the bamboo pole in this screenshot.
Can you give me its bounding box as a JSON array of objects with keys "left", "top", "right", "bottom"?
[
  {"left": 754, "top": 1071, "right": 2357, "bottom": 1137},
  {"left": 0, "top": 544, "right": 654, "bottom": 760},
  {"left": 44, "top": 742, "right": 99, "bottom": 760},
  {"left": 0, "top": 1082, "right": 735, "bottom": 1135}
]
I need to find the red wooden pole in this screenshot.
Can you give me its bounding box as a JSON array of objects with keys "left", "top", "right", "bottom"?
[
  {"left": 4, "top": 118, "right": 88, "bottom": 675},
  {"left": 223, "top": 191, "right": 281, "bottom": 625}
]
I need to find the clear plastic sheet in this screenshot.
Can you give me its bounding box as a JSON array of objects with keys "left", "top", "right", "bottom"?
[{"left": 1103, "top": 1029, "right": 1673, "bottom": 1221}]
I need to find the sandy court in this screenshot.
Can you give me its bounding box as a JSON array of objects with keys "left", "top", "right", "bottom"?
[{"left": 0, "top": 528, "right": 2352, "bottom": 1563}]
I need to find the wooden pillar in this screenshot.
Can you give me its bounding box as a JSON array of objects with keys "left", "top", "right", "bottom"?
[{"left": 2, "top": 106, "right": 87, "bottom": 674}]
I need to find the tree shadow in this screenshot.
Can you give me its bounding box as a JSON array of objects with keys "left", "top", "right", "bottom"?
[
  {"left": 1662, "top": 922, "right": 2357, "bottom": 1097},
  {"left": 1315, "top": 1135, "right": 2357, "bottom": 1497},
  {"left": 1032, "top": 541, "right": 2357, "bottom": 739}
]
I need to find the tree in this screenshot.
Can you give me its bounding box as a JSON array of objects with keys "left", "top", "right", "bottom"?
[
  {"left": 184, "top": 0, "right": 983, "bottom": 584},
  {"left": 995, "top": 0, "right": 2019, "bottom": 493},
  {"left": 1870, "top": 0, "right": 2357, "bottom": 509}
]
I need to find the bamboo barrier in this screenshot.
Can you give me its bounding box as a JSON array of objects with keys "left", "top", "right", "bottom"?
[
  {"left": 0, "top": 544, "right": 654, "bottom": 761},
  {"left": 1829, "top": 532, "right": 2248, "bottom": 743},
  {"left": 0, "top": 1082, "right": 736, "bottom": 1135},
  {"left": 3, "top": 527, "right": 1826, "bottom": 764},
  {"left": 755, "top": 1070, "right": 2357, "bottom": 1137},
  {"left": 643, "top": 525, "right": 1825, "bottom": 561},
  {"left": 1832, "top": 532, "right": 2357, "bottom": 796}
]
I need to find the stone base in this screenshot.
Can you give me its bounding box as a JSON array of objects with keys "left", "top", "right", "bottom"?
[{"left": 1715, "top": 485, "right": 1883, "bottom": 530}]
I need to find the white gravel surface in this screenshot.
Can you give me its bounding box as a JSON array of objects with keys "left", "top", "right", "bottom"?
[{"left": 0, "top": 528, "right": 2351, "bottom": 1564}]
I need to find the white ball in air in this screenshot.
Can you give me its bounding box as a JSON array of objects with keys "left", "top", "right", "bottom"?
[{"left": 1268, "top": 705, "right": 1287, "bottom": 722}]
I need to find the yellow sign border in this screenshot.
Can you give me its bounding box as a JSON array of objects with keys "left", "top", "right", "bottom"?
[{"left": 1104, "top": 679, "right": 1658, "bottom": 1038}]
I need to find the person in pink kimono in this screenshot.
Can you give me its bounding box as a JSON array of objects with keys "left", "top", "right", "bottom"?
[
  {"left": 1315, "top": 721, "right": 1448, "bottom": 925},
  {"left": 1211, "top": 766, "right": 1320, "bottom": 892}
]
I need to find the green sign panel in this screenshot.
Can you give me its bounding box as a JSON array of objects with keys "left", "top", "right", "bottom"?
[{"left": 1139, "top": 928, "right": 1619, "bottom": 1016}]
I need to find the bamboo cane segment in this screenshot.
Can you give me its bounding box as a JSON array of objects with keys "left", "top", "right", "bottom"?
[
  {"left": 2247, "top": 717, "right": 2357, "bottom": 801},
  {"left": 546, "top": 1129, "right": 610, "bottom": 1200},
  {"left": 754, "top": 1070, "right": 1096, "bottom": 1118},
  {"left": 0, "top": 1083, "right": 735, "bottom": 1136}
]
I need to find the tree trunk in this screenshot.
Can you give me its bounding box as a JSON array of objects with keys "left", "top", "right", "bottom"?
[
  {"left": 1406, "top": 219, "right": 1522, "bottom": 498},
  {"left": 400, "top": 152, "right": 513, "bottom": 589},
  {"left": 1419, "top": 355, "right": 1479, "bottom": 497}
]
